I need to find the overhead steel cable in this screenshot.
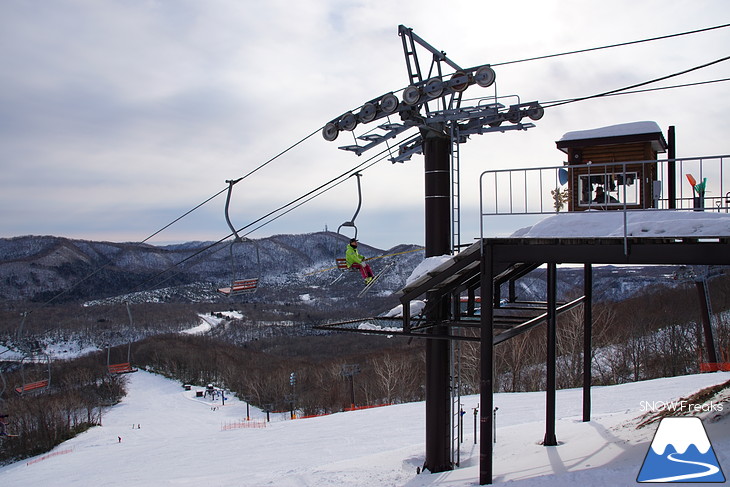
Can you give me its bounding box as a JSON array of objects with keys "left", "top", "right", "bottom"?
[
  {"left": 541, "top": 54, "right": 730, "bottom": 109},
  {"left": 23, "top": 127, "right": 324, "bottom": 311},
  {"left": 539, "top": 77, "right": 730, "bottom": 105},
  {"left": 491, "top": 22, "right": 730, "bottom": 67},
  {"left": 140, "top": 125, "right": 324, "bottom": 244},
  {"left": 128, "top": 134, "right": 419, "bottom": 293}
]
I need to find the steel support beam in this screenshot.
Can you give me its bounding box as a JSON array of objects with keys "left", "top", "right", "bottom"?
[
  {"left": 488, "top": 239, "right": 730, "bottom": 266},
  {"left": 423, "top": 130, "right": 453, "bottom": 474},
  {"left": 696, "top": 280, "right": 719, "bottom": 364},
  {"left": 479, "top": 243, "right": 494, "bottom": 485},
  {"left": 582, "top": 264, "right": 593, "bottom": 422},
  {"left": 544, "top": 263, "right": 558, "bottom": 446},
  {"left": 667, "top": 126, "right": 676, "bottom": 209}
]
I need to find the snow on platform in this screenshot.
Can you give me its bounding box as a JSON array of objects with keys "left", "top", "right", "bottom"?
[{"left": 511, "top": 210, "right": 730, "bottom": 239}]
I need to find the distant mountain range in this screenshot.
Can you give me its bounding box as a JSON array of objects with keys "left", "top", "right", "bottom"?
[
  {"left": 0, "top": 232, "right": 693, "bottom": 305},
  {"left": 0, "top": 232, "right": 423, "bottom": 304}
]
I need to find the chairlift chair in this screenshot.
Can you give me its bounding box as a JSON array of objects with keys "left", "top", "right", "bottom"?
[
  {"left": 106, "top": 303, "right": 138, "bottom": 374},
  {"left": 336, "top": 173, "right": 363, "bottom": 241},
  {"left": 217, "top": 179, "right": 261, "bottom": 296},
  {"left": 15, "top": 352, "right": 51, "bottom": 396},
  {"left": 330, "top": 256, "right": 360, "bottom": 286},
  {"left": 13, "top": 312, "right": 51, "bottom": 396},
  {"left": 331, "top": 172, "right": 364, "bottom": 280}
]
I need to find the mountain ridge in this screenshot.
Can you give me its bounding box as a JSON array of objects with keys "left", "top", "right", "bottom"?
[
  {"left": 0, "top": 232, "right": 423, "bottom": 303},
  {"left": 0, "top": 232, "right": 697, "bottom": 305}
]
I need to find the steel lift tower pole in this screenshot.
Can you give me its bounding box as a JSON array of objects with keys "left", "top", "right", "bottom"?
[
  {"left": 322, "top": 24, "right": 543, "bottom": 477},
  {"left": 422, "top": 128, "right": 453, "bottom": 472}
]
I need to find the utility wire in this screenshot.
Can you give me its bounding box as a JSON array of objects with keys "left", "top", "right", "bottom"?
[{"left": 492, "top": 23, "right": 730, "bottom": 67}]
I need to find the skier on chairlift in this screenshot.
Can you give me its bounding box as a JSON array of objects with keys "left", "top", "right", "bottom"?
[{"left": 345, "top": 238, "right": 375, "bottom": 284}]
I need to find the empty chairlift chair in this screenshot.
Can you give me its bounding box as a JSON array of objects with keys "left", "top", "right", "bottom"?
[
  {"left": 107, "top": 303, "right": 138, "bottom": 374},
  {"left": 15, "top": 352, "right": 51, "bottom": 396},
  {"left": 217, "top": 178, "right": 261, "bottom": 296},
  {"left": 13, "top": 312, "right": 51, "bottom": 396}
]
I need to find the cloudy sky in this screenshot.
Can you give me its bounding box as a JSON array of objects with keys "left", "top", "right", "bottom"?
[{"left": 1, "top": 0, "right": 728, "bottom": 249}]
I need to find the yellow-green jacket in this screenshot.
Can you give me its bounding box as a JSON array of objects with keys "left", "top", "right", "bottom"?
[{"left": 345, "top": 244, "right": 365, "bottom": 267}]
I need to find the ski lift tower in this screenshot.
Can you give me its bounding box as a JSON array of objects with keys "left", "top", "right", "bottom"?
[{"left": 322, "top": 25, "right": 543, "bottom": 474}]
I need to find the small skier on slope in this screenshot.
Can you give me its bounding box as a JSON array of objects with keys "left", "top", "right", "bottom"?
[{"left": 345, "top": 238, "right": 375, "bottom": 284}]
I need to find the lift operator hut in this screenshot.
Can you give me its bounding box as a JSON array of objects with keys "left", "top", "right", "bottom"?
[{"left": 556, "top": 121, "right": 668, "bottom": 211}]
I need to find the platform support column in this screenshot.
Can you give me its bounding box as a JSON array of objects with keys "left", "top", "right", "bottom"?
[
  {"left": 544, "top": 263, "right": 558, "bottom": 446},
  {"left": 479, "top": 242, "right": 494, "bottom": 485},
  {"left": 696, "top": 280, "right": 718, "bottom": 364},
  {"left": 582, "top": 264, "right": 593, "bottom": 422}
]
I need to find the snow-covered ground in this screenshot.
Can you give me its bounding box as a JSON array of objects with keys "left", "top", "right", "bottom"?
[
  {"left": 181, "top": 311, "right": 243, "bottom": 335},
  {"left": 2, "top": 370, "right": 728, "bottom": 486}
]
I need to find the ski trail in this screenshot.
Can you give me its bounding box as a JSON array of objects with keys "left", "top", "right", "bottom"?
[{"left": 641, "top": 452, "right": 720, "bottom": 483}]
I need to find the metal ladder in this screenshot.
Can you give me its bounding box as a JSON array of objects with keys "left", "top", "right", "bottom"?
[
  {"left": 450, "top": 125, "right": 462, "bottom": 254},
  {"left": 450, "top": 331, "right": 462, "bottom": 467}
]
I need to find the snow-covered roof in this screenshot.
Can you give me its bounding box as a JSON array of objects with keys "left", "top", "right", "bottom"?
[
  {"left": 557, "top": 121, "right": 667, "bottom": 153},
  {"left": 559, "top": 121, "right": 663, "bottom": 142}
]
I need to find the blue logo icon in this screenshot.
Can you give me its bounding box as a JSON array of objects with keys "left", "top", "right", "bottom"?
[{"left": 637, "top": 417, "right": 725, "bottom": 483}]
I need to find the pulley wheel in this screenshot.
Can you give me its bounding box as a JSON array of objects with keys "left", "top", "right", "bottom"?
[
  {"left": 474, "top": 65, "right": 496, "bottom": 88},
  {"left": 403, "top": 85, "right": 421, "bottom": 105},
  {"left": 528, "top": 104, "right": 544, "bottom": 121},
  {"left": 380, "top": 93, "right": 399, "bottom": 114},
  {"left": 359, "top": 103, "right": 377, "bottom": 123},
  {"left": 424, "top": 77, "right": 444, "bottom": 98},
  {"left": 340, "top": 112, "right": 357, "bottom": 131},
  {"left": 322, "top": 122, "right": 338, "bottom": 141},
  {"left": 507, "top": 107, "right": 523, "bottom": 124},
  {"left": 450, "top": 71, "right": 469, "bottom": 92}
]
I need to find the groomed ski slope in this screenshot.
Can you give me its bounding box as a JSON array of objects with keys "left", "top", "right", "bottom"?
[{"left": 1, "top": 370, "right": 728, "bottom": 486}]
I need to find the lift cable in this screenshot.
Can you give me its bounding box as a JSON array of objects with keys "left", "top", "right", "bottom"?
[
  {"left": 21, "top": 127, "right": 323, "bottom": 313},
  {"left": 139, "top": 126, "right": 323, "bottom": 246},
  {"left": 127, "top": 134, "right": 419, "bottom": 293},
  {"left": 538, "top": 76, "right": 730, "bottom": 106},
  {"left": 491, "top": 22, "right": 730, "bottom": 67},
  {"left": 132, "top": 142, "right": 403, "bottom": 292},
  {"left": 541, "top": 54, "right": 730, "bottom": 109}
]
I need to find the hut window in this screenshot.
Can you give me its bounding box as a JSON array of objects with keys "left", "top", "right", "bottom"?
[{"left": 578, "top": 172, "right": 639, "bottom": 207}]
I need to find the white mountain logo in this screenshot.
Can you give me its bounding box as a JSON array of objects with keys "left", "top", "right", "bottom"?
[{"left": 637, "top": 417, "right": 725, "bottom": 483}]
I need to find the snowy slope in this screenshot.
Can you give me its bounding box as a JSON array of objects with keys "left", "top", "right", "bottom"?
[{"left": 2, "top": 371, "right": 728, "bottom": 486}]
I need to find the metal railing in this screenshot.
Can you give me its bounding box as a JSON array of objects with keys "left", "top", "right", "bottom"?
[{"left": 479, "top": 155, "right": 730, "bottom": 241}]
